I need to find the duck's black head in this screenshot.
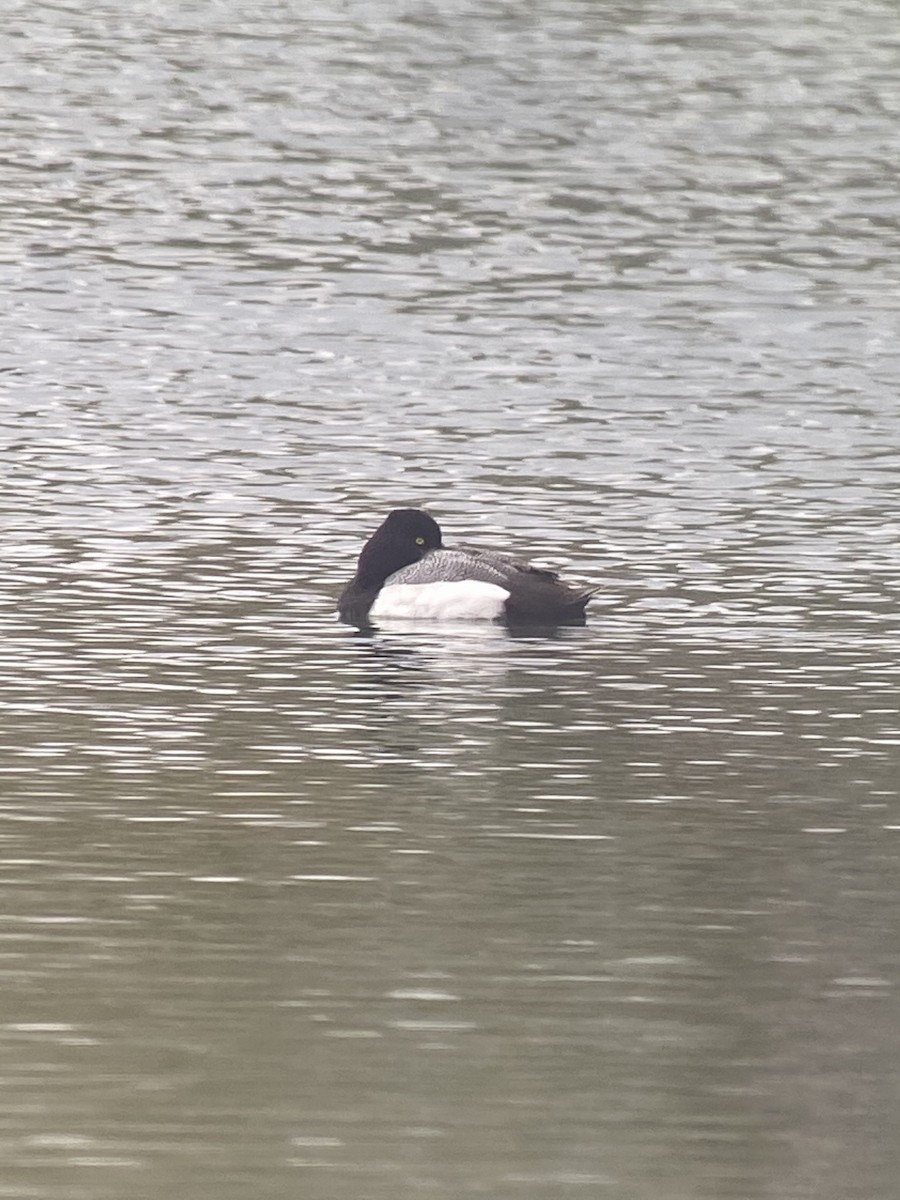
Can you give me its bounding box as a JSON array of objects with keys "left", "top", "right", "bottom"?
[{"left": 354, "top": 508, "right": 443, "bottom": 588}]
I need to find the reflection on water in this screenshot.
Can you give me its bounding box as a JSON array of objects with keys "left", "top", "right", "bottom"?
[{"left": 4, "top": 0, "right": 900, "bottom": 1197}]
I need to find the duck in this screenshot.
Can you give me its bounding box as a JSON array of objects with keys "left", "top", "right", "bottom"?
[{"left": 337, "top": 508, "right": 594, "bottom": 627}]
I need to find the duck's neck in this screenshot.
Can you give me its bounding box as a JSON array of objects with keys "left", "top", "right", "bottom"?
[{"left": 355, "top": 530, "right": 415, "bottom": 589}]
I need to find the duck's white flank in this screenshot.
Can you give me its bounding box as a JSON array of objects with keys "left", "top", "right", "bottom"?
[{"left": 369, "top": 580, "right": 509, "bottom": 621}]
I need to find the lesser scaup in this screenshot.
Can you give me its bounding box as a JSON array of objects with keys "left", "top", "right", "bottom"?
[{"left": 338, "top": 508, "right": 594, "bottom": 627}]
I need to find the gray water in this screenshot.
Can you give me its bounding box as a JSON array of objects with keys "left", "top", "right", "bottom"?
[{"left": 3, "top": 1, "right": 900, "bottom": 1197}]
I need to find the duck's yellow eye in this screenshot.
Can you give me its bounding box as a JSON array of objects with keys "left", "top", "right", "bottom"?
[{"left": 415, "top": 536, "right": 425, "bottom": 546}]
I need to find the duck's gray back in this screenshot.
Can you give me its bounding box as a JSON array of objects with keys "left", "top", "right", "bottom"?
[{"left": 385, "top": 548, "right": 515, "bottom": 588}]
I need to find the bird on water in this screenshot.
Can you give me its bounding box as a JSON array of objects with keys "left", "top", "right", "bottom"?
[{"left": 338, "top": 508, "right": 594, "bottom": 628}]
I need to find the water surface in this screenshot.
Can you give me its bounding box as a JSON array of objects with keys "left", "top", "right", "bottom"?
[{"left": 3, "top": 1, "right": 900, "bottom": 1197}]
